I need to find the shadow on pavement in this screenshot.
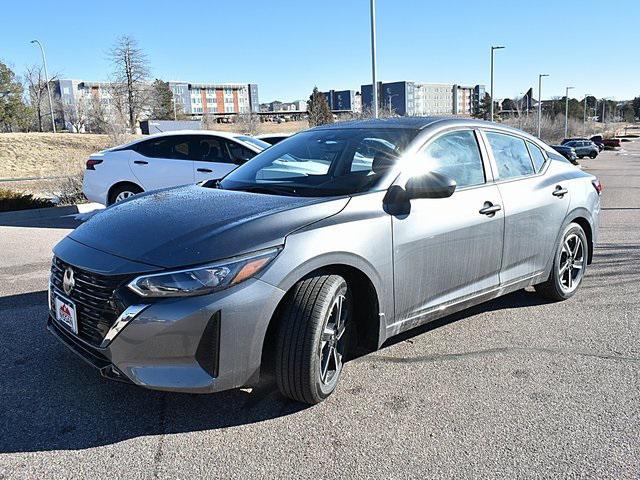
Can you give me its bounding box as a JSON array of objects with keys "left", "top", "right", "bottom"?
[
  {"left": 0, "top": 290, "right": 305, "bottom": 453},
  {"left": 0, "top": 215, "right": 82, "bottom": 229},
  {"left": 380, "top": 288, "right": 554, "bottom": 350}
]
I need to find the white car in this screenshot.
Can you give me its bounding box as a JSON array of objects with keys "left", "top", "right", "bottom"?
[{"left": 83, "top": 130, "right": 270, "bottom": 205}]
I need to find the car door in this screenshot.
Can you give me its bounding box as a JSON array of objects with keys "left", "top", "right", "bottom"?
[
  {"left": 482, "top": 131, "right": 570, "bottom": 285},
  {"left": 391, "top": 129, "right": 504, "bottom": 327},
  {"left": 191, "top": 135, "right": 242, "bottom": 182},
  {"left": 129, "top": 135, "right": 195, "bottom": 191}
]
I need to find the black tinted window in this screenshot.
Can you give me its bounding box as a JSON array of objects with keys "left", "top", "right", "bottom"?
[
  {"left": 226, "top": 142, "right": 257, "bottom": 163},
  {"left": 526, "top": 141, "right": 546, "bottom": 172},
  {"left": 136, "top": 136, "right": 191, "bottom": 160},
  {"left": 418, "top": 130, "right": 485, "bottom": 188},
  {"left": 486, "top": 132, "right": 535, "bottom": 179},
  {"left": 192, "top": 136, "right": 230, "bottom": 163}
]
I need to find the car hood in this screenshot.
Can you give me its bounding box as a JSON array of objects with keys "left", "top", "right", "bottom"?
[{"left": 66, "top": 185, "right": 349, "bottom": 269}]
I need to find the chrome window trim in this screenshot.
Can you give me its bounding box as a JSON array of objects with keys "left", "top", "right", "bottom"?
[{"left": 477, "top": 129, "right": 551, "bottom": 186}]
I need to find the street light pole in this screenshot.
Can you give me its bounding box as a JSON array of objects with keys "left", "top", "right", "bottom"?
[
  {"left": 537, "top": 74, "right": 549, "bottom": 138},
  {"left": 490, "top": 46, "right": 505, "bottom": 122},
  {"left": 370, "top": 0, "right": 379, "bottom": 119},
  {"left": 30, "top": 39, "right": 56, "bottom": 133},
  {"left": 564, "top": 86, "right": 574, "bottom": 139}
]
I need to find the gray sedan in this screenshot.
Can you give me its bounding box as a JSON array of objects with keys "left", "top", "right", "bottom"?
[{"left": 47, "top": 117, "right": 601, "bottom": 404}]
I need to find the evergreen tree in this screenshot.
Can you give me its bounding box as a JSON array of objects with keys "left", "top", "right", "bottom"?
[
  {"left": 307, "top": 87, "right": 333, "bottom": 127},
  {"left": 0, "top": 62, "right": 29, "bottom": 132},
  {"left": 473, "top": 93, "right": 492, "bottom": 120},
  {"left": 150, "top": 79, "right": 175, "bottom": 120}
]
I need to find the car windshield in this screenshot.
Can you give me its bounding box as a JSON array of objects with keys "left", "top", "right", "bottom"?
[
  {"left": 235, "top": 135, "right": 271, "bottom": 150},
  {"left": 219, "top": 128, "right": 418, "bottom": 196}
]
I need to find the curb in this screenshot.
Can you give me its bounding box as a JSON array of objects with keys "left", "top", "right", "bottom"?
[{"left": 0, "top": 203, "right": 104, "bottom": 223}]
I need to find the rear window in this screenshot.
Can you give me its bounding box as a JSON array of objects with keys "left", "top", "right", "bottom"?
[{"left": 485, "top": 132, "right": 535, "bottom": 180}]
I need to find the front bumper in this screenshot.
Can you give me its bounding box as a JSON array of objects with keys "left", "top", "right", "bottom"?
[{"left": 48, "top": 278, "right": 286, "bottom": 393}]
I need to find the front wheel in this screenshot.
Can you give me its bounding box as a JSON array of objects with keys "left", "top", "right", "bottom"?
[
  {"left": 534, "top": 223, "right": 588, "bottom": 301},
  {"left": 275, "top": 274, "right": 351, "bottom": 404},
  {"left": 589, "top": 151, "right": 598, "bottom": 159}
]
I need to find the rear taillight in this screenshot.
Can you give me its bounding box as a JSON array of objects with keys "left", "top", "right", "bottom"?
[
  {"left": 86, "top": 159, "right": 103, "bottom": 170},
  {"left": 592, "top": 179, "right": 603, "bottom": 195}
]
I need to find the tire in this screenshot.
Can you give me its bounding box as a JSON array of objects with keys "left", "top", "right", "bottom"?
[
  {"left": 534, "top": 222, "right": 588, "bottom": 301},
  {"left": 589, "top": 151, "right": 597, "bottom": 159},
  {"left": 275, "top": 274, "right": 352, "bottom": 404},
  {"left": 577, "top": 155, "right": 584, "bottom": 159},
  {"left": 108, "top": 183, "right": 143, "bottom": 205}
]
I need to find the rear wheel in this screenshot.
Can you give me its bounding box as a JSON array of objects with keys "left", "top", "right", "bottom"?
[
  {"left": 577, "top": 155, "right": 584, "bottom": 159},
  {"left": 534, "top": 223, "right": 588, "bottom": 301},
  {"left": 108, "top": 183, "right": 143, "bottom": 205},
  {"left": 275, "top": 274, "right": 352, "bottom": 404},
  {"left": 589, "top": 151, "right": 597, "bottom": 159}
]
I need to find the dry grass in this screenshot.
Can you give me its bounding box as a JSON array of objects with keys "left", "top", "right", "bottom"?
[
  {"left": 0, "top": 133, "right": 114, "bottom": 179},
  {"left": 502, "top": 115, "right": 628, "bottom": 144}
]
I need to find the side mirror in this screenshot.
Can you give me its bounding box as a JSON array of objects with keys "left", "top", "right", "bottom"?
[
  {"left": 405, "top": 171, "right": 456, "bottom": 199},
  {"left": 232, "top": 157, "right": 247, "bottom": 165}
]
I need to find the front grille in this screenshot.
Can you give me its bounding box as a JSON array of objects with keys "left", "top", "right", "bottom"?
[{"left": 50, "top": 257, "right": 133, "bottom": 347}]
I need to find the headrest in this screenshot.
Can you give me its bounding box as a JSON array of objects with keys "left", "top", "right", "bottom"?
[{"left": 372, "top": 152, "right": 397, "bottom": 174}]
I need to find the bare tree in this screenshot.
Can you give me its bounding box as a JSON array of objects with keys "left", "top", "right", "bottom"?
[
  {"left": 234, "top": 111, "right": 261, "bottom": 135},
  {"left": 24, "top": 64, "right": 58, "bottom": 132},
  {"left": 108, "top": 35, "right": 150, "bottom": 133},
  {"left": 60, "top": 98, "right": 88, "bottom": 133}
]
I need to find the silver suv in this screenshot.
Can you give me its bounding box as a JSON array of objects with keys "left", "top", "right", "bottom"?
[{"left": 48, "top": 117, "right": 601, "bottom": 404}]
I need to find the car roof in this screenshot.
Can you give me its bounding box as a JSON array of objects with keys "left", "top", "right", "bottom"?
[
  {"left": 310, "top": 116, "right": 537, "bottom": 134},
  {"left": 112, "top": 130, "right": 262, "bottom": 151}
]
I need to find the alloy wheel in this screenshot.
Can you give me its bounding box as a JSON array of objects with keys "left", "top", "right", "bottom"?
[
  {"left": 558, "top": 233, "right": 586, "bottom": 293},
  {"left": 318, "top": 294, "right": 347, "bottom": 385},
  {"left": 115, "top": 190, "right": 136, "bottom": 203}
]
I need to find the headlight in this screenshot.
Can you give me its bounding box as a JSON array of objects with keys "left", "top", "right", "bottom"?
[{"left": 127, "top": 247, "right": 281, "bottom": 298}]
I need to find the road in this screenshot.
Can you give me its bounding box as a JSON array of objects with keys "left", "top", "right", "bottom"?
[{"left": 0, "top": 138, "right": 639, "bottom": 479}]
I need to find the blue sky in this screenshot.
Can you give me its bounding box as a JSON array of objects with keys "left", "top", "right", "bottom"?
[{"left": 2, "top": 0, "right": 639, "bottom": 102}]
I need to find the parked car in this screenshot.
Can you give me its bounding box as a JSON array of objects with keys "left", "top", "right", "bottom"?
[
  {"left": 49, "top": 117, "right": 601, "bottom": 404},
  {"left": 83, "top": 131, "right": 271, "bottom": 205},
  {"left": 603, "top": 138, "right": 622, "bottom": 150},
  {"left": 552, "top": 145, "right": 579, "bottom": 165},
  {"left": 256, "top": 133, "right": 293, "bottom": 145},
  {"left": 590, "top": 135, "right": 605, "bottom": 151},
  {"left": 561, "top": 140, "right": 599, "bottom": 159}
]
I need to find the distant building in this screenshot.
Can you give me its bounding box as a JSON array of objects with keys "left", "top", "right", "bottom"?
[
  {"left": 168, "top": 82, "right": 259, "bottom": 116},
  {"left": 361, "top": 81, "right": 486, "bottom": 116},
  {"left": 321, "top": 90, "right": 362, "bottom": 113}
]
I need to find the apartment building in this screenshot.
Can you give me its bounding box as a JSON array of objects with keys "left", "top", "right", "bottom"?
[
  {"left": 361, "top": 81, "right": 485, "bottom": 116},
  {"left": 169, "top": 82, "right": 259, "bottom": 116},
  {"left": 322, "top": 90, "right": 362, "bottom": 113}
]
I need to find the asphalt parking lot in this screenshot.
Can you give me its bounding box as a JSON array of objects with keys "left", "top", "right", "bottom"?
[{"left": 0, "top": 138, "right": 639, "bottom": 479}]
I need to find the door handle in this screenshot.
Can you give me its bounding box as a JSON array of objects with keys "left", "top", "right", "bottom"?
[
  {"left": 197, "top": 168, "right": 213, "bottom": 173},
  {"left": 134, "top": 160, "right": 148, "bottom": 165},
  {"left": 479, "top": 202, "right": 502, "bottom": 216},
  {"left": 552, "top": 186, "right": 568, "bottom": 197}
]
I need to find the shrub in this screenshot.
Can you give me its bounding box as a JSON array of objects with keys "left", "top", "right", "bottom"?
[{"left": 0, "top": 188, "right": 53, "bottom": 212}]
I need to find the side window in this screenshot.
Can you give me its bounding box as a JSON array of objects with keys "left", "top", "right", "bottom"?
[
  {"left": 226, "top": 141, "right": 257, "bottom": 163},
  {"left": 135, "top": 136, "right": 190, "bottom": 160},
  {"left": 485, "top": 132, "right": 535, "bottom": 180},
  {"left": 526, "top": 141, "right": 547, "bottom": 172},
  {"left": 418, "top": 130, "right": 485, "bottom": 188},
  {"left": 192, "top": 136, "right": 230, "bottom": 163}
]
